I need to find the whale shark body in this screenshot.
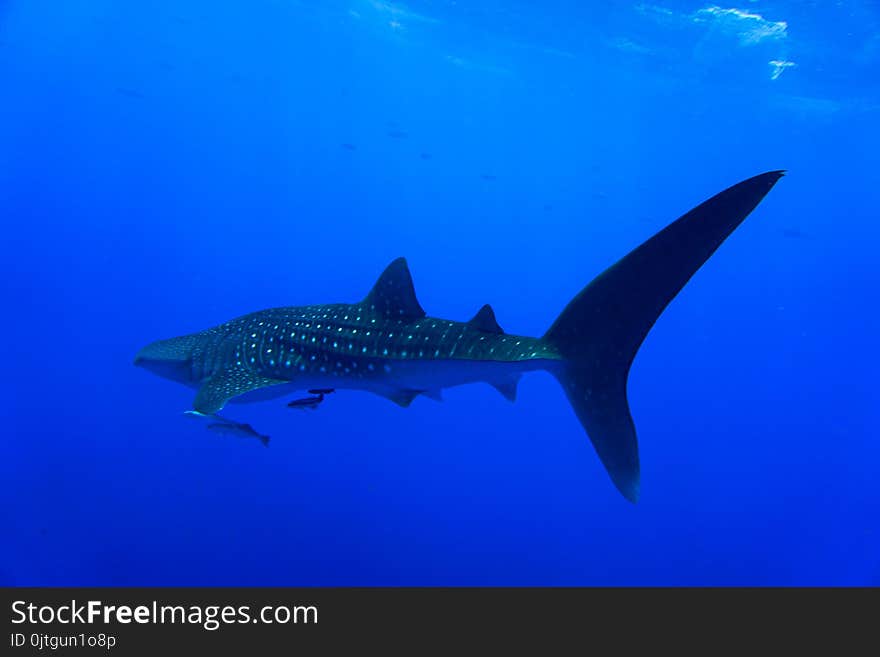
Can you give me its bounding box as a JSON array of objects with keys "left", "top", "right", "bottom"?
[{"left": 135, "top": 171, "right": 784, "bottom": 501}]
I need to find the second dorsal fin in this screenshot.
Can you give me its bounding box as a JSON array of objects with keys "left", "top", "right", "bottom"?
[
  {"left": 468, "top": 304, "right": 504, "bottom": 334},
  {"left": 364, "top": 258, "right": 426, "bottom": 319}
]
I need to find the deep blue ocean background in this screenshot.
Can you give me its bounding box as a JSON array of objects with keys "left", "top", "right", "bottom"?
[{"left": 2, "top": 1, "right": 878, "bottom": 585}]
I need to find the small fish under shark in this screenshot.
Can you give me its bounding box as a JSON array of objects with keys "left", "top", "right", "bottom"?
[
  {"left": 206, "top": 418, "right": 270, "bottom": 447},
  {"left": 135, "top": 171, "right": 784, "bottom": 502}
]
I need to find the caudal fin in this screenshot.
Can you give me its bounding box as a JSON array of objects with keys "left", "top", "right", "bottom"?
[{"left": 543, "top": 171, "right": 784, "bottom": 502}]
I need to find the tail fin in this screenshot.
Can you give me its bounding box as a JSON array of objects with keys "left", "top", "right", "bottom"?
[{"left": 543, "top": 171, "right": 784, "bottom": 502}]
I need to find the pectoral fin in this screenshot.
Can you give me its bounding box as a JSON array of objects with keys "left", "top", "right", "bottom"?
[{"left": 193, "top": 368, "right": 288, "bottom": 415}]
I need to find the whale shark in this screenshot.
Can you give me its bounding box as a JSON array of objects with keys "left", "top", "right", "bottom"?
[{"left": 135, "top": 171, "right": 784, "bottom": 501}]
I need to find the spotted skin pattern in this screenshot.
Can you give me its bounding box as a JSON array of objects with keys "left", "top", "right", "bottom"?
[{"left": 210, "top": 305, "right": 557, "bottom": 379}]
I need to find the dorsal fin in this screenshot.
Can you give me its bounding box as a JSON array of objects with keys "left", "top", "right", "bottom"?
[
  {"left": 364, "top": 258, "right": 426, "bottom": 319},
  {"left": 468, "top": 304, "right": 504, "bottom": 334}
]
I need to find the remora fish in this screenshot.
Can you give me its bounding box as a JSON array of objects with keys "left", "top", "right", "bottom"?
[
  {"left": 135, "top": 171, "right": 784, "bottom": 501},
  {"left": 205, "top": 419, "right": 270, "bottom": 447}
]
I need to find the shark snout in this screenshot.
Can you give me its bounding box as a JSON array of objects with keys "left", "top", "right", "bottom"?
[{"left": 133, "top": 337, "right": 198, "bottom": 384}]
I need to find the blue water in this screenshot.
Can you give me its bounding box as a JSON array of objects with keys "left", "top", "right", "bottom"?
[{"left": 2, "top": 1, "right": 878, "bottom": 586}]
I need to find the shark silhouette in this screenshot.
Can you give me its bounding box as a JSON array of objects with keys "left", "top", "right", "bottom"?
[{"left": 135, "top": 171, "right": 784, "bottom": 501}]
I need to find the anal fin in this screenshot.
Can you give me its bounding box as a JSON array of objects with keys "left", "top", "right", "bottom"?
[{"left": 489, "top": 377, "right": 519, "bottom": 402}]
